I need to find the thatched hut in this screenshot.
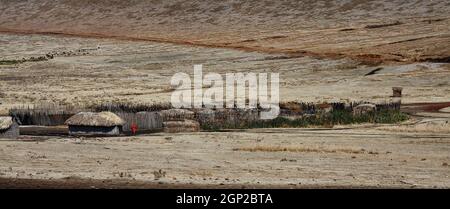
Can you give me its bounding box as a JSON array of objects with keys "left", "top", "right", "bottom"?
[
  {"left": 0, "top": 116, "right": 19, "bottom": 139},
  {"left": 65, "top": 112, "right": 125, "bottom": 136},
  {"left": 160, "top": 109, "right": 199, "bottom": 133},
  {"left": 160, "top": 109, "right": 195, "bottom": 121}
]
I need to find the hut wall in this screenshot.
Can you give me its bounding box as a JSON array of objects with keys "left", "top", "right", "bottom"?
[
  {"left": 0, "top": 122, "right": 19, "bottom": 139},
  {"left": 68, "top": 125, "right": 121, "bottom": 136},
  {"left": 163, "top": 120, "right": 200, "bottom": 133},
  {"left": 196, "top": 109, "right": 260, "bottom": 128},
  {"left": 116, "top": 111, "right": 162, "bottom": 132},
  {"left": 160, "top": 109, "right": 195, "bottom": 121}
]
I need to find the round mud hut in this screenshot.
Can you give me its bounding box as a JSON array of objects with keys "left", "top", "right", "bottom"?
[
  {"left": 65, "top": 112, "right": 125, "bottom": 136},
  {"left": 0, "top": 116, "right": 19, "bottom": 139},
  {"left": 160, "top": 109, "right": 200, "bottom": 133}
]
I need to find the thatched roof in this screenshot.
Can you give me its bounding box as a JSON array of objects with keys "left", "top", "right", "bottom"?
[
  {"left": 163, "top": 119, "right": 200, "bottom": 133},
  {"left": 65, "top": 112, "right": 125, "bottom": 127},
  {"left": 160, "top": 109, "right": 195, "bottom": 121},
  {"left": 0, "top": 116, "right": 13, "bottom": 130},
  {"left": 163, "top": 119, "right": 199, "bottom": 128}
]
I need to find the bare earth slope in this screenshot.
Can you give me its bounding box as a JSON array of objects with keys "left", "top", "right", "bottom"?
[
  {"left": 1, "top": 33, "right": 449, "bottom": 109},
  {"left": 1, "top": 0, "right": 449, "bottom": 63}
]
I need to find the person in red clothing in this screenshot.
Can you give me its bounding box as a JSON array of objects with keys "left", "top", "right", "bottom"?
[{"left": 130, "top": 123, "right": 138, "bottom": 135}]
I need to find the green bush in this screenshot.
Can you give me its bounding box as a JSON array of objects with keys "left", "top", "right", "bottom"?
[{"left": 201, "top": 109, "right": 409, "bottom": 131}]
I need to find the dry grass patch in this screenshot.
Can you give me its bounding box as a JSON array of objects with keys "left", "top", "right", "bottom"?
[{"left": 378, "top": 119, "right": 450, "bottom": 133}]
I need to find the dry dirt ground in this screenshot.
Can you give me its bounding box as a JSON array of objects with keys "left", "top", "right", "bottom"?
[
  {"left": 0, "top": 32, "right": 449, "bottom": 114},
  {"left": 1, "top": 0, "right": 449, "bottom": 63},
  {"left": 0, "top": 127, "right": 449, "bottom": 189}
]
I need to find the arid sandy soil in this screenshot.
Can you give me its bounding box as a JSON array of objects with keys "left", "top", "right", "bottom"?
[
  {"left": 1, "top": 127, "right": 449, "bottom": 188},
  {"left": 1, "top": 0, "right": 450, "bottom": 111},
  {"left": 0, "top": 32, "right": 449, "bottom": 115}
]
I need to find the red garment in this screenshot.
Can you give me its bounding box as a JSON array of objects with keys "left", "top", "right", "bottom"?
[{"left": 130, "top": 123, "right": 138, "bottom": 135}]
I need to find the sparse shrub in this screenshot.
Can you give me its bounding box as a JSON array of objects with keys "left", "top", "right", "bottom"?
[
  {"left": 0, "top": 59, "right": 24, "bottom": 65},
  {"left": 92, "top": 102, "right": 172, "bottom": 113},
  {"left": 201, "top": 109, "right": 409, "bottom": 130}
]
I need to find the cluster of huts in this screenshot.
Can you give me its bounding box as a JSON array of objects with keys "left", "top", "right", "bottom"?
[
  {"left": 0, "top": 87, "right": 404, "bottom": 139},
  {"left": 0, "top": 110, "right": 180, "bottom": 138},
  {"left": 62, "top": 108, "right": 264, "bottom": 136},
  {"left": 64, "top": 109, "right": 201, "bottom": 136},
  {"left": 1, "top": 107, "right": 263, "bottom": 138}
]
